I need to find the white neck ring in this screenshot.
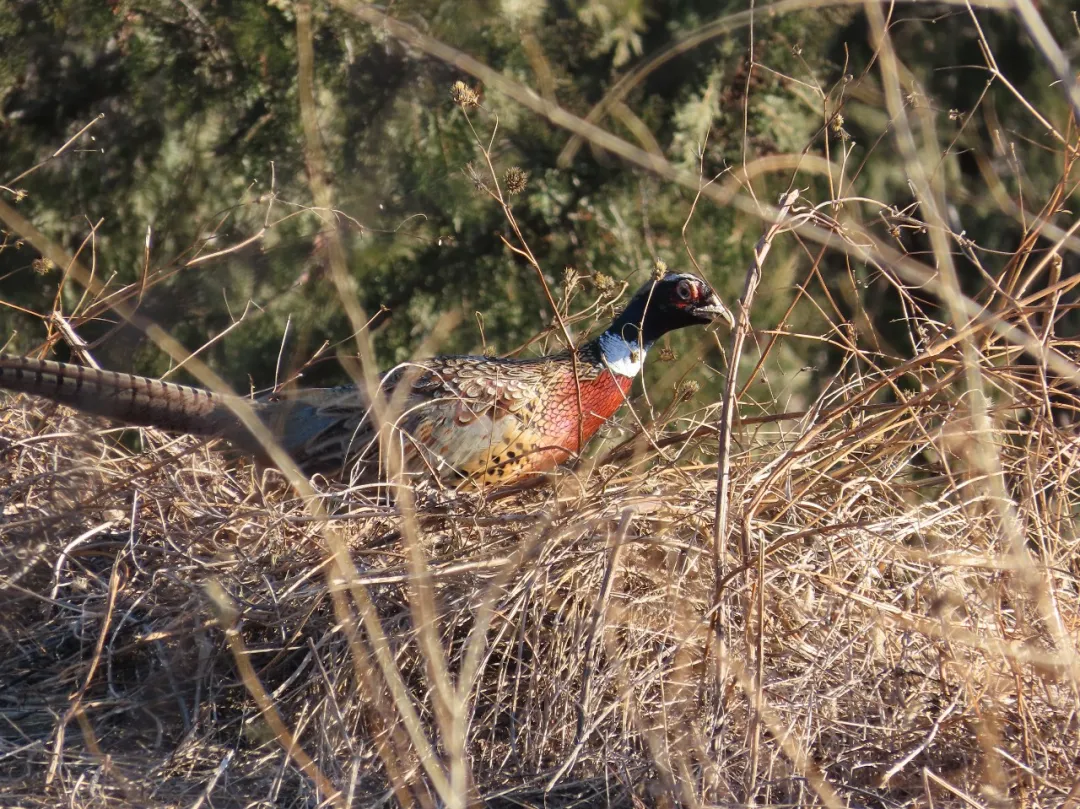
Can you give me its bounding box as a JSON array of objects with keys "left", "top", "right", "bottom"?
[{"left": 599, "top": 331, "right": 646, "bottom": 378}]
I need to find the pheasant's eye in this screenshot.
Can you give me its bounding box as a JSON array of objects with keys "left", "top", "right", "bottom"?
[{"left": 675, "top": 279, "right": 694, "bottom": 301}]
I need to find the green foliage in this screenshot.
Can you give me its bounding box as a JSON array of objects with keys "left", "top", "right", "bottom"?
[{"left": 1, "top": 0, "right": 1075, "bottom": 409}]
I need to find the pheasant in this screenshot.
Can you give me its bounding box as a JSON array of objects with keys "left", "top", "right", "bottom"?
[{"left": 0, "top": 272, "right": 731, "bottom": 486}]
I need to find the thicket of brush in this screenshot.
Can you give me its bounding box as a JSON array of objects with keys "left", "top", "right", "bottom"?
[{"left": 3, "top": 2, "right": 1080, "bottom": 808}]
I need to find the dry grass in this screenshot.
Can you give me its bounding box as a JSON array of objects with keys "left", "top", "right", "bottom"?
[
  {"left": 3, "top": 266, "right": 1080, "bottom": 807},
  {"left": 4, "top": 2, "right": 1080, "bottom": 807}
]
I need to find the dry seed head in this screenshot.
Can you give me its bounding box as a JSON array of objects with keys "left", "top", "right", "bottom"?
[
  {"left": 563, "top": 265, "right": 580, "bottom": 292},
  {"left": 450, "top": 81, "right": 480, "bottom": 109},
  {"left": 592, "top": 272, "right": 616, "bottom": 294},
  {"left": 658, "top": 347, "right": 676, "bottom": 362},
  {"left": 677, "top": 380, "right": 700, "bottom": 401},
  {"left": 32, "top": 257, "right": 55, "bottom": 275},
  {"left": 652, "top": 258, "right": 668, "bottom": 281},
  {"left": 504, "top": 166, "right": 529, "bottom": 195}
]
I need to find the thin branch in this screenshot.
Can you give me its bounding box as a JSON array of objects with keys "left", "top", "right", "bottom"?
[{"left": 711, "top": 189, "right": 800, "bottom": 588}]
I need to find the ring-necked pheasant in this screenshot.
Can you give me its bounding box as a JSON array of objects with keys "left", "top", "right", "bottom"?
[{"left": 0, "top": 272, "right": 731, "bottom": 486}]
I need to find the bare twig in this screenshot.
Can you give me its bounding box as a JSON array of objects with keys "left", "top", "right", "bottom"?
[{"left": 711, "top": 190, "right": 800, "bottom": 577}]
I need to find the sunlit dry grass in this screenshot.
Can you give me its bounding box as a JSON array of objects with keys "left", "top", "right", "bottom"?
[{"left": 3, "top": 263, "right": 1079, "bottom": 806}]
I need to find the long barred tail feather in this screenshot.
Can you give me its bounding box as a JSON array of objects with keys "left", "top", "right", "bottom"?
[
  {"left": 0, "top": 354, "right": 379, "bottom": 477},
  {"left": 0, "top": 354, "right": 244, "bottom": 439}
]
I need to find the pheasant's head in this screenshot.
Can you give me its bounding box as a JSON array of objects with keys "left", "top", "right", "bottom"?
[{"left": 608, "top": 272, "right": 734, "bottom": 348}]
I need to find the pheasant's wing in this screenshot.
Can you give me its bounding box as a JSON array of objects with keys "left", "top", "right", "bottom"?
[
  {"left": 254, "top": 355, "right": 561, "bottom": 483},
  {"left": 247, "top": 356, "right": 537, "bottom": 480},
  {"left": 248, "top": 355, "right": 539, "bottom": 480},
  {"left": 382, "top": 356, "right": 557, "bottom": 481},
  {"left": 420, "top": 357, "right": 542, "bottom": 415},
  {"left": 255, "top": 385, "right": 375, "bottom": 477}
]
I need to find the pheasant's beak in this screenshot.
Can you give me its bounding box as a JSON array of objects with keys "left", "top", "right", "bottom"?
[{"left": 693, "top": 293, "right": 736, "bottom": 329}]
